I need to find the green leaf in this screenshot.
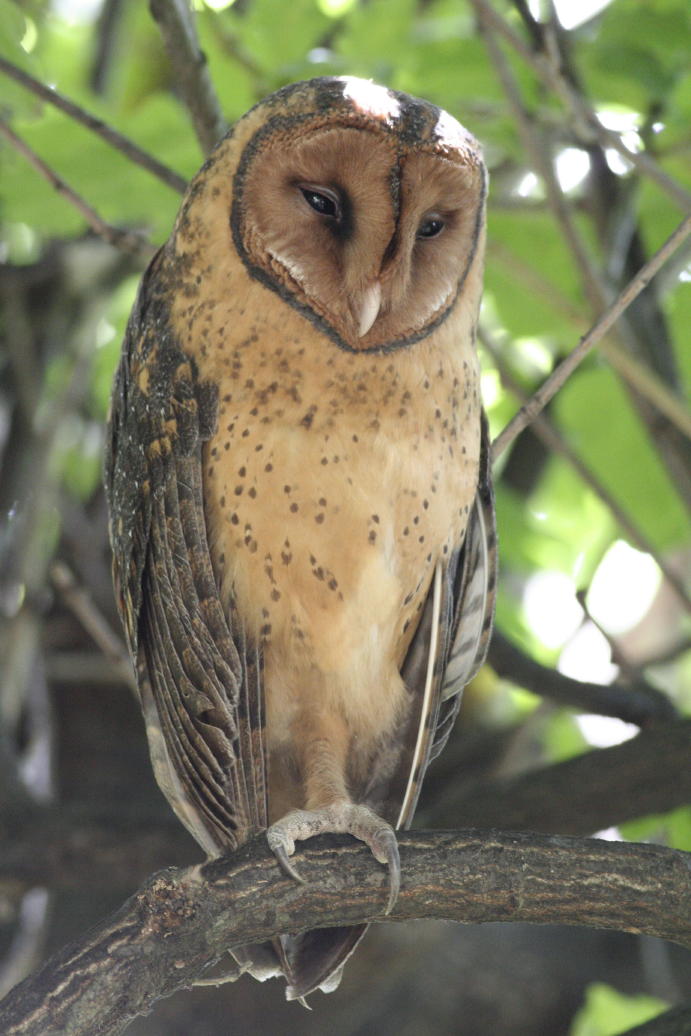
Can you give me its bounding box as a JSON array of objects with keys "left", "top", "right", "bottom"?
[
  {"left": 570, "top": 983, "right": 668, "bottom": 1036},
  {"left": 554, "top": 366, "right": 688, "bottom": 551},
  {"left": 621, "top": 805, "right": 691, "bottom": 851}
]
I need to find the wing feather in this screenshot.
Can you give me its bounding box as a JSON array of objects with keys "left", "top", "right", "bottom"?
[{"left": 105, "top": 254, "right": 267, "bottom": 853}]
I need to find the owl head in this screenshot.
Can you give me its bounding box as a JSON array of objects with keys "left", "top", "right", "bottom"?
[{"left": 172, "top": 76, "right": 487, "bottom": 355}]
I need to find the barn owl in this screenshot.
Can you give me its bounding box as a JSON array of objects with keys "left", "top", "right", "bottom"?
[{"left": 105, "top": 75, "right": 495, "bottom": 1001}]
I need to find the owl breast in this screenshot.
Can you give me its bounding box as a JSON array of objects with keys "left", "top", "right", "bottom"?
[{"left": 203, "top": 320, "right": 481, "bottom": 778}]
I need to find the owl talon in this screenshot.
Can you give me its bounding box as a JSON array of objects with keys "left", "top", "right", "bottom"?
[
  {"left": 267, "top": 804, "right": 401, "bottom": 913},
  {"left": 374, "top": 829, "right": 400, "bottom": 916},
  {"left": 269, "top": 838, "right": 307, "bottom": 885}
]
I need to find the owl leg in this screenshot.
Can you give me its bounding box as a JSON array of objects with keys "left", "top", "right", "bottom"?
[{"left": 266, "top": 710, "right": 400, "bottom": 914}]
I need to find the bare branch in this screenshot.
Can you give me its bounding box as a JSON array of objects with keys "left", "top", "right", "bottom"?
[
  {"left": 481, "top": 328, "right": 691, "bottom": 612},
  {"left": 423, "top": 719, "right": 691, "bottom": 836},
  {"left": 0, "top": 831, "right": 688, "bottom": 1035},
  {"left": 0, "top": 57, "right": 187, "bottom": 194},
  {"left": 476, "top": 3, "right": 604, "bottom": 314},
  {"left": 602, "top": 338, "right": 691, "bottom": 442},
  {"left": 487, "top": 630, "right": 677, "bottom": 725},
  {"left": 492, "top": 212, "right": 691, "bottom": 458},
  {"left": 0, "top": 120, "right": 155, "bottom": 259},
  {"left": 149, "top": 0, "right": 227, "bottom": 155},
  {"left": 49, "top": 563, "right": 135, "bottom": 692},
  {"left": 487, "top": 243, "right": 691, "bottom": 443}
]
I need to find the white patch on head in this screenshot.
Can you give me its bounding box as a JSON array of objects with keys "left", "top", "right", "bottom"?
[
  {"left": 340, "top": 77, "right": 401, "bottom": 126},
  {"left": 433, "top": 108, "right": 478, "bottom": 156}
]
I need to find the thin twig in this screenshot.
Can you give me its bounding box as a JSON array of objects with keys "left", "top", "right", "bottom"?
[
  {"left": 488, "top": 243, "right": 691, "bottom": 440},
  {"left": 0, "top": 120, "right": 155, "bottom": 259},
  {"left": 0, "top": 56, "right": 187, "bottom": 194},
  {"left": 481, "top": 328, "right": 691, "bottom": 611},
  {"left": 469, "top": 0, "right": 691, "bottom": 212},
  {"left": 149, "top": 0, "right": 227, "bottom": 155},
  {"left": 600, "top": 338, "right": 691, "bottom": 441},
  {"left": 492, "top": 212, "right": 691, "bottom": 458},
  {"left": 476, "top": 6, "right": 604, "bottom": 314},
  {"left": 476, "top": 4, "right": 691, "bottom": 508}
]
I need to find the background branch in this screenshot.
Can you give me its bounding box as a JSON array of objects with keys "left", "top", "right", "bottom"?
[
  {"left": 487, "top": 630, "right": 677, "bottom": 724},
  {"left": 481, "top": 327, "right": 691, "bottom": 611},
  {"left": 491, "top": 211, "right": 691, "bottom": 458},
  {"left": 470, "top": 0, "right": 691, "bottom": 211},
  {"left": 423, "top": 719, "right": 691, "bottom": 835},
  {"left": 0, "top": 57, "right": 187, "bottom": 194},
  {"left": 149, "top": 0, "right": 226, "bottom": 155},
  {"left": 0, "top": 120, "right": 154, "bottom": 259}
]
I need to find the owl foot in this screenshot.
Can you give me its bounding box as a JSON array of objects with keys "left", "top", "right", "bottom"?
[{"left": 267, "top": 802, "right": 400, "bottom": 914}]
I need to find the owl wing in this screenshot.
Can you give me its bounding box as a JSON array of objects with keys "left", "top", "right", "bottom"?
[{"left": 105, "top": 251, "right": 267, "bottom": 854}]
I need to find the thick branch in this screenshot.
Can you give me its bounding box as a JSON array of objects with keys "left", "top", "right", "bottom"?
[
  {"left": 425, "top": 720, "right": 691, "bottom": 835},
  {"left": 0, "top": 831, "right": 689, "bottom": 1035}
]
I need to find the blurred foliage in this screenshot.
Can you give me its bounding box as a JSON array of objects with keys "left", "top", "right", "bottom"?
[
  {"left": 1, "top": 0, "right": 689, "bottom": 723},
  {"left": 1, "top": 1, "right": 690, "bottom": 1028}
]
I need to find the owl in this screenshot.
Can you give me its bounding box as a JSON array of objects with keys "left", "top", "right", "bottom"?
[{"left": 105, "top": 76, "right": 495, "bottom": 1001}]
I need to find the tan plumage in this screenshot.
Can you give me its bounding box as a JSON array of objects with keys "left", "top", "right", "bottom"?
[{"left": 105, "top": 76, "right": 496, "bottom": 1000}]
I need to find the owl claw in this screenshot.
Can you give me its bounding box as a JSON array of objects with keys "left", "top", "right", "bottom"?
[
  {"left": 266, "top": 804, "right": 401, "bottom": 914},
  {"left": 268, "top": 836, "right": 307, "bottom": 885},
  {"left": 373, "top": 828, "right": 400, "bottom": 916}
]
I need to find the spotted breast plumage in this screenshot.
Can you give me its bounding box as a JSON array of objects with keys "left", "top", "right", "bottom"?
[{"left": 105, "top": 76, "right": 496, "bottom": 1000}]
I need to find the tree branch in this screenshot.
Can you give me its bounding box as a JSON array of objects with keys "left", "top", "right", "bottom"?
[
  {"left": 1, "top": 722, "right": 689, "bottom": 892},
  {"left": 492, "top": 212, "right": 691, "bottom": 459},
  {"left": 0, "top": 57, "right": 187, "bottom": 194},
  {"left": 469, "top": 0, "right": 691, "bottom": 211},
  {"left": 49, "top": 563, "right": 135, "bottom": 693},
  {"left": 487, "top": 630, "right": 678, "bottom": 724},
  {"left": 424, "top": 720, "right": 691, "bottom": 836},
  {"left": 0, "top": 831, "right": 688, "bottom": 1035},
  {"left": 0, "top": 120, "right": 154, "bottom": 259},
  {"left": 481, "top": 328, "right": 691, "bottom": 611},
  {"left": 149, "top": 0, "right": 226, "bottom": 155}
]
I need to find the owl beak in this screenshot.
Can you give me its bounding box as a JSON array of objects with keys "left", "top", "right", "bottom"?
[{"left": 357, "top": 281, "right": 382, "bottom": 337}]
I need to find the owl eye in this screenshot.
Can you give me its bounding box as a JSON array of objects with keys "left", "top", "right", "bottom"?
[
  {"left": 417, "top": 214, "right": 445, "bottom": 239},
  {"left": 299, "top": 185, "right": 342, "bottom": 222}
]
